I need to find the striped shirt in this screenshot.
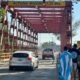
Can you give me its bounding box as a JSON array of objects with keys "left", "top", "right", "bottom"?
[{"left": 59, "top": 51, "right": 72, "bottom": 80}]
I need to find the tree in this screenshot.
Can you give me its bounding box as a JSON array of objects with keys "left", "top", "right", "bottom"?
[
  {"left": 0, "top": 8, "right": 5, "bottom": 23},
  {"left": 72, "top": 20, "right": 80, "bottom": 36},
  {"left": 41, "top": 42, "right": 60, "bottom": 52}
]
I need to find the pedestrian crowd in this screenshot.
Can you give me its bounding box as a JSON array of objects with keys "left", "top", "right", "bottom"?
[{"left": 59, "top": 44, "right": 80, "bottom": 80}]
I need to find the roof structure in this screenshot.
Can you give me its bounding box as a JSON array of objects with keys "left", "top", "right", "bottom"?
[
  {"left": 0, "top": 0, "right": 72, "bottom": 51},
  {"left": 1, "top": 1, "right": 72, "bottom": 33}
]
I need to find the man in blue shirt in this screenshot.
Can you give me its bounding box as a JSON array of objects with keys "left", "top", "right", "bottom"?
[{"left": 59, "top": 46, "right": 72, "bottom": 80}]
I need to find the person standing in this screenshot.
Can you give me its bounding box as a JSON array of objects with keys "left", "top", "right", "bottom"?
[
  {"left": 77, "top": 48, "right": 80, "bottom": 80},
  {"left": 71, "top": 44, "right": 78, "bottom": 80},
  {"left": 59, "top": 46, "right": 72, "bottom": 80}
]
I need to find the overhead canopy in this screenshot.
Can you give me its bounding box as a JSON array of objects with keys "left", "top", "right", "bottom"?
[{"left": 1, "top": 1, "right": 72, "bottom": 33}]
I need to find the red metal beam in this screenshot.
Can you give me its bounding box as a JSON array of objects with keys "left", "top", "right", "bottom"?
[
  {"left": 31, "top": 26, "right": 61, "bottom": 33},
  {"left": 18, "top": 13, "right": 64, "bottom": 16},
  {"left": 29, "top": 19, "right": 64, "bottom": 33},
  {"left": 18, "top": 12, "right": 62, "bottom": 14},
  {"left": 24, "top": 19, "right": 63, "bottom": 23},
  {"left": 15, "top": 9, "right": 65, "bottom": 12},
  {"left": 22, "top": 16, "right": 63, "bottom": 18},
  {"left": 24, "top": 17, "right": 63, "bottom": 25},
  {"left": 31, "top": 26, "right": 44, "bottom": 31},
  {"left": 32, "top": 22, "right": 62, "bottom": 27},
  {"left": 19, "top": 15, "right": 64, "bottom": 21},
  {"left": 32, "top": 22, "right": 62, "bottom": 25},
  {"left": 22, "top": 20, "right": 63, "bottom": 23},
  {"left": 30, "top": 21, "right": 63, "bottom": 27},
  {"left": 10, "top": 5, "right": 66, "bottom": 8},
  {"left": 22, "top": 17, "right": 63, "bottom": 21},
  {"left": 22, "top": 15, "right": 62, "bottom": 17}
]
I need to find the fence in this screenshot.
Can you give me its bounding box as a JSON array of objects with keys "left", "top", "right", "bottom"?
[{"left": 0, "top": 52, "right": 11, "bottom": 62}]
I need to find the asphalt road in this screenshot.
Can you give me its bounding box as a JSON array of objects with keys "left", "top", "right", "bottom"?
[{"left": 0, "top": 59, "right": 58, "bottom": 80}]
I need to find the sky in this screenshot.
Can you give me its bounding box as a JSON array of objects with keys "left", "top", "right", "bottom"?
[
  {"left": 72, "top": 2, "right": 80, "bottom": 22},
  {"left": 38, "top": 33, "right": 60, "bottom": 46},
  {"left": 71, "top": 2, "right": 80, "bottom": 44}
]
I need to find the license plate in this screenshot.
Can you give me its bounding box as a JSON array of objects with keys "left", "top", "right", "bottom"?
[{"left": 18, "top": 58, "right": 23, "bottom": 61}]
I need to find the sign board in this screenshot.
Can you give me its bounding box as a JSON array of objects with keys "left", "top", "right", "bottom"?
[{"left": 7, "top": 1, "right": 65, "bottom": 7}]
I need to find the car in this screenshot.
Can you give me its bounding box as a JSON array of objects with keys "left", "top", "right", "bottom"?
[
  {"left": 9, "top": 50, "right": 39, "bottom": 71},
  {"left": 42, "top": 48, "right": 54, "bottom": 60}
]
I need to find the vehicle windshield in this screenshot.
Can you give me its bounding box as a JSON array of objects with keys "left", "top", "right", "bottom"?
[
  {"left": 13, "top": 53, "right": 29, "bottom": 58},
  {"left": 44, "top": 49, "right": 53, "bottom": 52}
]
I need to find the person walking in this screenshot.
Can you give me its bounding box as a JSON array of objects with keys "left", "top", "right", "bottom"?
[{"left": 59, "top": 46, "right": 72, "bottom": 80}]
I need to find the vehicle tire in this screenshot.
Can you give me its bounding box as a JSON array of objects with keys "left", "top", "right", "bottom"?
[
  {"left": 9, "top": 66, "right": 13, "bottom": 71},
  {"left": 32, "top": 66, "right": 35, "bottom": 71},
  {"left": 36, "top": 61, "right": 39, "bottom": 68},
  {"left": 30, "top": 63, "right": 35, "bottom": 71}
]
